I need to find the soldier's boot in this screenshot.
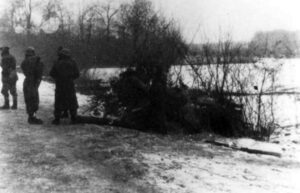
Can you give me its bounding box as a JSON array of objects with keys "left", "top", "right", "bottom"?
[
  {"left": 0, "top": 97, "right": 10, "bottom": 109},
  {"left": 11, "top": 97, "right": 17, "bottom": 110},
  {"left": 70, "top": 109, "right": 78, "bottom": 124},
  {"left": 52, "top": 118, "right": 60, "bottom": 125},
  {"left": 28, "top": 114, "right": 43, "bottom": 125},
  {"left": 52, "top": 109, "right": 61, "bottom": 125}
]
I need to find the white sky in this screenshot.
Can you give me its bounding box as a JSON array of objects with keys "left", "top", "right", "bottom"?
[
  {"left": 151, "top": 0, "right": 300, "bottom": 43},
  {"left": 0, "top": 0, "right": 300, "bottom": 43}
]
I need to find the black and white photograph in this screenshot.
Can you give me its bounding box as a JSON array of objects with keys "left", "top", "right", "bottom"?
[{"left": 0, "top": 0, "right": 299, "bottom": 192}]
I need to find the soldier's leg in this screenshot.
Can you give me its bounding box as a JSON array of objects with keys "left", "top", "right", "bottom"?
[
  {"left": 61, "top": 110, "right": 69, "bottom": 118},
  {"left": 10, "top": 82, "right": 17, "bottom": 109},
  {"left": 52, "top": 92, "right": 62, "bottom": 125},
  {"left": 1, "top": 82, "right": 10, "bottom": 109},
  {"left": 52, "top": 107, "right": 62, "bottom": 125},
  {"left": 30, "top": 86, "right": 42, "bottom": 124},
  {"left": 70, "top": 108, "right": 78, "bottom": 124},
  {"left": 24, "top": 88, "right": 35, "bottom": 121},
  {"left": 31, "top": 86, "right": 39, "bottom": 113},
  {"left": 69, "top": 92, "right": 79, "bottom": 124},
  {"left": 23, "top": 83, "right": 32, "bottom": 115},
  {"left": 24, "top": 84, "right": 43, "bottom": 124}
]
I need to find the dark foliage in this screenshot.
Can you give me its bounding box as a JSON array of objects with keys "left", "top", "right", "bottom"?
[{"left": 88, "top": 0, "right": 188, "bottom": 134}]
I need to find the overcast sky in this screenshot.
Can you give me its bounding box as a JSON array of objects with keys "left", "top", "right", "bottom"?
[
  {"left": 0, "top": 0, "right": 300, "bottom": 43},
  {"left": 151, "top": 0, "right": 300, "bottom": 43}
]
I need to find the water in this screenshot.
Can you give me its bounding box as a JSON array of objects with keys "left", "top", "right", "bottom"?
[
  {"left": 259, "top": 59, "right": 300, "bottom": 127},
  {"left": 85, "top": 58, "right": 300, "bottom": 127}
]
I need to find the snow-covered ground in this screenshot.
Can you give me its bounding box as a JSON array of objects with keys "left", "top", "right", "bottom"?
[{"left": 0, "top": 72, "right": 299, "bottom": 193}]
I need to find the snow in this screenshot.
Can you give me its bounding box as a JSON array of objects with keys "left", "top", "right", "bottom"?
[
  {"left": 0, "top": 72, "right": 299, "bottom": 192},
  {"left": 82, "top": 68, "right": 125, "bottom": 81},
  {"left": 142, "top": 150, "right": 300, "bottom": 193},
  {"left": 205, "top": 137, "right": 283, "bottom": 158},
  {"left": 17, "top": 73, "right": 91, "bottom": 116}
]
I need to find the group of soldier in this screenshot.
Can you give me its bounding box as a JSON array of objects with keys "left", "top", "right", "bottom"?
[{"left": 0, "top": 46, "right": 80, "bottom": 125}]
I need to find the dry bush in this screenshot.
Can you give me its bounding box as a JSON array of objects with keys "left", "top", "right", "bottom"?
[{"left": 184, "top": 38, "right": 282, "bottom": 140}]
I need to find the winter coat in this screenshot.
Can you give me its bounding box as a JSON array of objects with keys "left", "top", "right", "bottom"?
[
  {"left": 21, "top": 55, "right": 44, "bottom": 115},
  {"left": 21, "top": 56, "right": 43, "bottom": 84},
  {"left": 50, "top": 56, "right": 80, "bottom": 111},
  {"left": 1, "top": 54, "right": 17, "bottom": 83}
]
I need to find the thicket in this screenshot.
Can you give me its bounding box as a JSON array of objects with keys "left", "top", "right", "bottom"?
[
  {"left": 184, "top": 40, "right": 282, "bottom": 140},
  {"left": 89, "top": 0, "right": 188, "bottom": 134}
]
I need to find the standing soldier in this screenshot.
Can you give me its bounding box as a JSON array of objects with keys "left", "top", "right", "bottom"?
[
  {"left": 56, "top": 46, "right": 69, "bottom": 119},
  {"left": 50, "top": 48, "right": 80, "bottom": 125},
  {"left": 0, "top": 47, "right": 18, "bottom": 109},
  {"left": 21, "top": 47, "right": 43, "bottom": 124}
]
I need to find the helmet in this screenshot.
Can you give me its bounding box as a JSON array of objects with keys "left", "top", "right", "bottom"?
[
  {"left": 1, "top": 46, "right": 10, "bottom": 55},
  {"left": 25, "top": 47, "right": 35, "bottom": 56},
  {"left": 60, "top": 48, "right": 71, "bottom": 57},
  {"left": 1, "top": 46, "right": 9, "bottom": 52}
]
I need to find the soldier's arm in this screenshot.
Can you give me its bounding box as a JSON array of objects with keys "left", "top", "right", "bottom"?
[
  {"left": 32, "top": 57, "right": 43, "bottom": 85},
  {"left": 36, "top": 58, "right": 44, "bottom": 81},
  {"left": 11, "top": 56, "right": 16, "bottom": 70}
]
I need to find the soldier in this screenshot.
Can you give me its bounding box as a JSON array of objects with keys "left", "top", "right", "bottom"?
[
  {"left": 56, "top": 46, "right": 69, "bottom": 119},
  {"left": 50, "top": 48, "right": 80, "bottom": 125},
  {"left": 21, "top": 47, "right": 43, "bottom": 124},
  {"left": 0, "top": 47, "right": 18, "bottom": 109}
]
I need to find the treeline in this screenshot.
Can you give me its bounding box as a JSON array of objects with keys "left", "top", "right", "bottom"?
[
  {"left": 0, "top": 0, "right": 299, "bottom": 73},
  {"left": 249, "top": 30, "right": 299, "bottom": 58},
  {"left": 189, "top": 41, "right": 255, "bottom": 64},
  {"left": 1, "top": 0, "right": 173, "bottom": 73},
  {"left": 190, "top": 30, "right": 300, "bottom": 62}
]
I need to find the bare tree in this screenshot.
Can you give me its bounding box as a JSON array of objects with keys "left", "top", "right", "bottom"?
[
  {"left": 42, "top": 0, "right": 73, "bottom": 33},
  {"left": 184, "top": 36, "right": 282, "bottom": 139},
  {"left": 0, "top": 0, "right": 24, "bottom": 33},
  {"left": 23, "top": 0, "right": 33, "bottom": 34},
  {"left": 96, "top": 2, "right": 119, "bottom": 39},
  {"left": 0, "top": 0, "right": 42, "bottom": 34}
]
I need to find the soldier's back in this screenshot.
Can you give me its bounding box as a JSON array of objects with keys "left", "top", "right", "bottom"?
[
  {"left": 21, "top": 56, "right": 42, "bottom": 79},
  {"left": 1, "top": 54, "right": 16, "bottom": 76},
  {"left": 55, "top": 58, "right": 79, "bottom": 80}
]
